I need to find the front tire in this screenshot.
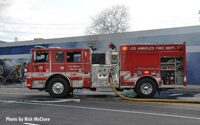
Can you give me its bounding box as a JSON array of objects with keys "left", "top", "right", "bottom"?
[
  {"left": 47, "top": 78, "right": 69, "bottom": 98},
  {"left": 134, "top": 78, "right": 157, "bottom": 98}
]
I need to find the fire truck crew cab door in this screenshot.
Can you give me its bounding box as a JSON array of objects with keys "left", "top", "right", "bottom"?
[
  {"left": 65, "top": 50, "right": 85, "bottom": 88},
  {"left": 51, "top": 50, "right": 65, "bottom": 73},
  {"left": 33, "top": 50, "right": 50, "bottom": 76}
]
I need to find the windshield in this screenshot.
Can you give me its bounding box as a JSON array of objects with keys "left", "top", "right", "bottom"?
[{"left": 26, "top": 50, "right": 33, "bottom": 63}]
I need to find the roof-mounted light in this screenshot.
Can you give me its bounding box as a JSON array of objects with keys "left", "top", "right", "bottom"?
[{"left": 122, "top": 46, "right": 128, "bottom": 51}]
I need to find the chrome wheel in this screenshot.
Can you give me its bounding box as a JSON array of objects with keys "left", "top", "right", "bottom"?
[
  {"left": 52, "top": 82, "right": 64, "bottom": 94},
  {"left": 140, "top": 82, "right": 153, "bottom": 95}
]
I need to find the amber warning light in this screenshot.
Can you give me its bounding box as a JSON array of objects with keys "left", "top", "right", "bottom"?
[{"left": 122, "top": 46, "right": 128, "bottom": 51}]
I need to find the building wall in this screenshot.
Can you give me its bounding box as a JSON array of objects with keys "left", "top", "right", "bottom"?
[{"left": 0, "top": 26, "right": 200, "bottom": 84}]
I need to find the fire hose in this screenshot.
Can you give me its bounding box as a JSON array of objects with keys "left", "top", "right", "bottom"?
[{"left": 108, "top": 73, "right": 200, "bottom": 104}]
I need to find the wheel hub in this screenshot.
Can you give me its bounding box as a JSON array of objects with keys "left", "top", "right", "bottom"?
[
  {"left": 52, "top": 82, "right": 64, "bottom": 94},
  {"left": 141, "top": 82, "right": 153, "bottom": 95}
]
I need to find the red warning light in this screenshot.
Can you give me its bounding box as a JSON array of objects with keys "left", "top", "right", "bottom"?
[{"left": 143, "top": 70, "right": 150, "bottom": 75}]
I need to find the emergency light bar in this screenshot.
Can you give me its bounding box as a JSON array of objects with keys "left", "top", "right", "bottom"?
[{"left": 34, "top": 46, "right": 47, "bottom": 49}]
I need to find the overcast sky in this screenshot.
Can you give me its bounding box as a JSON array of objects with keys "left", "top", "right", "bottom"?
[{"left": 1, "top": 0, "right": 200, "bottom": 42}]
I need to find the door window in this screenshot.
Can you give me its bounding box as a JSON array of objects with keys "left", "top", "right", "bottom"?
[
  {"left": 67, "top": 52, "right": 81, "bottom": 62},
  {"left": 34, "top": 51, "right": 48, "bottom": 62},
  {"left": 56, "top": 52, "right": 64, "bottom": 62}
]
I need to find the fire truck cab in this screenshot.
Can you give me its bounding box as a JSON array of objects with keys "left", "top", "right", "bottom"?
[{"left": 26, "top": 43, "right": 186, "bottom": 98}]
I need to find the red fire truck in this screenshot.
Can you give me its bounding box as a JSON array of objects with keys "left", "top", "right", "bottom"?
[{"left": 25, "top": 43, "right": 186, "bottom": 98}]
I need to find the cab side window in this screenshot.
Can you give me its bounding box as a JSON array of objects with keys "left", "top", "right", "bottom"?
[
  {"left": 67, "top": 51, "right": 81, "bottom": 62},
  {"left": 34, "top": 51, "right": 48, "bottom": 63},
  {"left": 56, "top": 52, "right": 64, "bottom": 62}
]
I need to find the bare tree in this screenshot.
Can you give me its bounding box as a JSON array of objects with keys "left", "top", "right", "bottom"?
[
  {"left": 86, "top": 5, "right": 130, "bottom": 51},
  {"left": 86, "top": 34, "right": 98, "bottom": 52},
  {"left": 87, "top": 5, "right": 130, "bottom": 34}
]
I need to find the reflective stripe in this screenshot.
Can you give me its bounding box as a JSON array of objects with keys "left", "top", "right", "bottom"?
[
  {"left": 31, "top": 72, "right": 50, "bottom": 77},
  {"left": 124, "top": 73, "right": 131, "bottom": 80},
  {"left": 155, "top": 77, "right": 161, "bottom": 82},
  {"left": 28, "top": 72, "right": 85, "bottom": 77},
  {"left": 32, "top": 80, "right": 45, "bottom": 88},
  {"left": 28, "top": 72, "right": 85, "bottom": 88},
  {"left": 121, "top": 71, "right": 161, "bottom": 84},
  {"left": 83, "top": 73, "right": 90, "bottom": 77},
  {"left": 72, "top": 80, "right": 83, "bottom": 87},
  {"left": 120, "top": 71, "right": 134, "bottom": 82},
  {"left": 120, "top": 86, "right": 134, "bottom": 88},
  {"left": 66, "top": 72, "right": 83, "bottom": 76}
]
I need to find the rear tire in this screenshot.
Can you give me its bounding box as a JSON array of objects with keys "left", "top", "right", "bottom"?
[
  {"left": 47, "top": 78, "right": 69, "bottom": 98},
  {"left": 134, "top": 78, "right": 157, "bottom": 98}
]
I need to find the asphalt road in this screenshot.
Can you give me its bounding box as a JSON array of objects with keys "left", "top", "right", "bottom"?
[{"left": 0, "top": 87, "right": 200, "bottom": 125}]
